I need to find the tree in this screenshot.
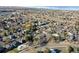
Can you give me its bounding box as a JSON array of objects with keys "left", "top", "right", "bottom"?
[
  {"left": 25, "top": 34, "right": 33, "bottom": 42},
  {"left": 77, "top": 48, "right": 79, "bottom": 53},
  {"left": 68, "top": 46, "right": 74, "bottom": 53}
]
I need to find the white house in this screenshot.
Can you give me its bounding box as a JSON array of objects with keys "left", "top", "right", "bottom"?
[
  {"left": 52, "top": 33, "right": 59, "bottom": 37},
  {"left": 67, "top": 32, "right": 73, "bottom": 40}
]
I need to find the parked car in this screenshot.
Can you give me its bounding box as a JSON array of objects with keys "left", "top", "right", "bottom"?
[
  {"left": 6, "top": 41, "right": 21, "bottom": 50},
  {"left": 50, "top": 48, "right": 61, "bottom": 53},
  {"left": 17, "top": 44, "right": 26, "bottom": 51}
]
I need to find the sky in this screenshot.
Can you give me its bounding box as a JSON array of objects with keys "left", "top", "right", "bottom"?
[
  {"left": 0, "top": 0, "right": 79, "bottom": 10},
  {"left": 0, "top": 0, "right": 79, "bottom": 6}
]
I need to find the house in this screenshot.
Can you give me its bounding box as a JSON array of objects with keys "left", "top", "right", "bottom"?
[
  {"left": 50, "top": 48, "right": 61, "bottom": 53},
  {"left": 52, "top": 33, "right": 59, "bottom": 37},
  {"left": 66, "top": 32, "right": 74, "bottom": 41},
  {"left": 6, "top": 41, "right": 21, "bottom": 50},
  {"left": 8, "top": 34, "right": 17, "bottom": 41},
  {"left": 0, "top": 36, "right": 3, "bottom": 41},
  {"left": 39, "top": 32, "right": 48, "bottom": 46}
]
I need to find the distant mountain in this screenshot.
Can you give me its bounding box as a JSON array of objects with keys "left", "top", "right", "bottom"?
[
  {"left": 32, "top": 6, "right": 79, "bottom": 10},
  {"left": 0, "top": 6, "right": 79, "bottom": 10}
]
